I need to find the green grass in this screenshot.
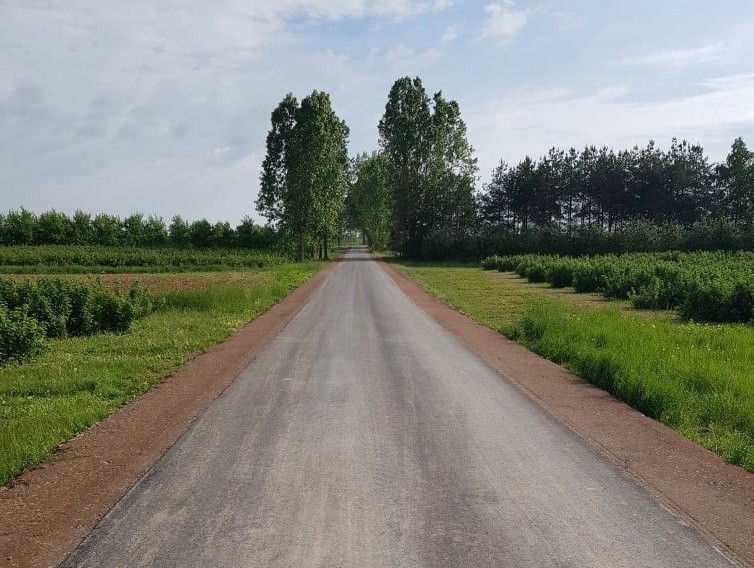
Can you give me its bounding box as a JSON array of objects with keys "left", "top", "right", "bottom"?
[
  {"left": 396, "top": 263, "right": 754, "bottom": 472},
  {"left": 0, "top": 262, "right": 320, "bottom": 485}
]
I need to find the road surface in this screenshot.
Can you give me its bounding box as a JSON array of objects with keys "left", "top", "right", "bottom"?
[{"left": 63, "top": 247, "right": 732, "bottom": 567}]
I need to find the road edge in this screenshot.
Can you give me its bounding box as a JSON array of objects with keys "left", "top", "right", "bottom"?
[
  {"left": 0, "top": 262, "right": 336, "bottom": 568},
  {"left": 379, "top": 259, "right": 753, "bottom": 568}
]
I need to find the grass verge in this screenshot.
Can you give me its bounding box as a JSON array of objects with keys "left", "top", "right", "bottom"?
[
  {"left": 0, "top": 262, "right": 321, "bottom": 485},
  {"left": 395, "top": 263, "right": 754, "bottom": 472}
]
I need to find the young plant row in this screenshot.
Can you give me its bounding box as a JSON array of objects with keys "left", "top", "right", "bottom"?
[
  {"left": 0, "top": 278, "right": 153, "bottom": 364},
  {"left": 0, "top": 245, "right": 285, "bottom": 271},
  {"left": 482, "top": 251, "right": 754, "bottom": 323}
]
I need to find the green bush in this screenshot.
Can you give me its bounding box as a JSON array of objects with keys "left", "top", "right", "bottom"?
[
  {"left": 546, "top": 258, "right": 576, "bottom": 288},
  {"left": 0, "top": 278, "right": 156, "bottom": 363},
  {"left": 480, "top": 255, "right": 502, "bottom": 270},
  {"left": 0, "top": 306, "right": 46, "bottom": 364}
]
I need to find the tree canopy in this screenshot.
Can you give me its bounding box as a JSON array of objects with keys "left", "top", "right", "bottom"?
[
  {"left": 257, "top": 90, "right": 349, "bottom": 260},
  {"left": 378, "top": 77, "right": 477, "bottom": 257},
  {"left": 252, "top": 79, "right": 754, "bottom": 260}
]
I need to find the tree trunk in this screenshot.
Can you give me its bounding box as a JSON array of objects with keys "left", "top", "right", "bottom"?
[{"left": 297, "top": 229, "right": 305, "bottom": 262}]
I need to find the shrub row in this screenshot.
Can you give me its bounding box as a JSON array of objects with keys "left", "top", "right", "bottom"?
[
  {"left": 482, "top": 251, "right": 754, "bottom": 324},
  {"left": 0, "top": 278, "right": 153, "bottom": 364},
  {"left": 0, "top": 245, "right": 284, "bottom": 270}
]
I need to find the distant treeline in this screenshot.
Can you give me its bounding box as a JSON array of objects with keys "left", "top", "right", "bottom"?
[
  {"left": 480, "top": 137, "right": 753, "bottom": 234},
  {"left": 0, "top": 210, "right": 280, "bottom": 250},
  {"left": 432, "top": 136, "right": 754, "bottom": 259},
  {"left": 346, "top": 75, "right": 754, "bottom": 259}
]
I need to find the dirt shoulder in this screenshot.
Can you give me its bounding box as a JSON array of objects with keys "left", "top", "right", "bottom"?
[
  {"left": 0, "top": 263, "right": 334, "bottom": 568},
  {"left": 380, "top": 261, "right": 754, "bottom": 568}
]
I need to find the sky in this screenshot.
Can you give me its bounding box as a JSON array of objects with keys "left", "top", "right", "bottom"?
[{"left": 1, "top": 1, "right": 753, "bottom": 226}]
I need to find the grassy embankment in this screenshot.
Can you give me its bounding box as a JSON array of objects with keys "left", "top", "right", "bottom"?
[
  {"left": 0, "top": 248, "right": 321, "bottom": 485},
  {"left": 394, "top": 263, "right": 754, "bottom": 472}
]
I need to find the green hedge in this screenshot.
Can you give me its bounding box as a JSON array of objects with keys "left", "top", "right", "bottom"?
[
  {"left": 0, "top": 278, "right": 153, "bottom": 364},
  {"left": 482, "top": 251, "right": 754, "bottom": 324},
  {"left": 0, "top": 245, "right": 285, "bottom": 270}
]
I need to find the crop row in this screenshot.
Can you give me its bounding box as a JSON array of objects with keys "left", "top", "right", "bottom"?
[
  {"left": 0, "top": 245, "right": 285, "bottom": 270},
  {"left": 482, "top": 251, "right": 754, "bottom": 324},
  {"left": 0, "top": 278, "right": 153, "bottom": 364}
]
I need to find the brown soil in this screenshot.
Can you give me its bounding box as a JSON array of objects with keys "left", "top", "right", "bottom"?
[
  {"left": 379, "top": 261, "right": 754, "bottom": 568},
  {"left": 0, "top": 263, "right": 334, "bottom": 568}
]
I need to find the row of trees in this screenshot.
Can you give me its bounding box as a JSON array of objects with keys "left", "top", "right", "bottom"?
[
  {"left": 257, "top": 90, "right": 349, "bottom": 260},
  {"left": 0, "top": 209, "right": 278, "bottom": 249},
  {"left": 344, "top": 76, "right": 753, "bottom": 258},
  {"left": 346, "top": 152, "right": 391, "bottom": 249},
  {"left": 479, "top": 137, "right": 754, "bottom": 234},
  {"left": 257, "top": 78, "right": 479, "bottom": 260},
  {"left": 6, "top": 79, "right": 751, "bottom": 260}
]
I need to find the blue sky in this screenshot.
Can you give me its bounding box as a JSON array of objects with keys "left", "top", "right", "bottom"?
[{"left": 1, "top": 1, "right": 753, "bottom": 225}]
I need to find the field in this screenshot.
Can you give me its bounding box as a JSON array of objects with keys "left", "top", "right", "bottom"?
[
  {"left": 395, "top": 261, "right": 754, "bottom": 472},
  {"left": 0, "top": 245, "right": 284, "bottom": 273},
  {"left": 0, "top": 246, "right": 320, "bottom": 485}
]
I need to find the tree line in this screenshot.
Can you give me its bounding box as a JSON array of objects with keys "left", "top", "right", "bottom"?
[
  {"left": 7, "top": 77, "right": 750, "bottom": 260},
  {"left": 0, "top": 209, "right": 279, "bottom": 249},
  {"left": 480, "top": 137, "right": 754, "bottom": 234},
  {"left": 257, "top": 78, "right": 478, "bottom": 260},
  {"left": 344, "top": 77, "right": 754, "bottom": 258}
]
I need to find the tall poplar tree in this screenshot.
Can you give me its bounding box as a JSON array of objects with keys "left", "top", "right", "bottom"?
[
  {"left": 257, "top": 91, "right": 349, "bottom": 260},
  {"left": 378, "top": 76, "right": 477, "bottom": 257},
  {"left": 378, "top": 77, "right": 431, "bottom": 256}
]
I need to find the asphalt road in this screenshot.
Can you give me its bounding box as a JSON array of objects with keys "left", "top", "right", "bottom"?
[{"left": 63, "top": 246, "right": 733, "bottom": 567}]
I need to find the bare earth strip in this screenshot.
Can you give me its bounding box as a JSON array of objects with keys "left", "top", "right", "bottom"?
[
  {"left": 0, "top": 263, "right": 334, "bottom": 568},
  {"left": 379, "top": 260, "right": 754, "bottom": 567}
]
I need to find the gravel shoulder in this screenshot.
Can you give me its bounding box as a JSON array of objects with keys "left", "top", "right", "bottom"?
[{"left": 379, "top": 260, "right": 754, "bottom": 567}]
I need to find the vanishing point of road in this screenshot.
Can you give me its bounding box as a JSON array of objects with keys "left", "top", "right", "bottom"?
[{"left": 63, "top": 247, "right": 733, "bottom": 567}]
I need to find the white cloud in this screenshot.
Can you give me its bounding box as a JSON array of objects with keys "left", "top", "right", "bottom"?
[
  {"left": 432, "top": 0, "right": 453, "bottom": 11},
  {"left": 268, "top": 0, "right": 451, "bottom": 20},
  {"left": 0, "top": 66, "right": 13, "bottom": 102},
  {"left": 619, "top": 44, "right": 723, "bottom": 68},
  {"left": 442, "top": 25, "right": 460, "bottom": 42},
  {"left": 367, "top": 44, "right": 443, "bottom": 72},
  {"left": 482, "top": 2, "right": 528, "bottom": 39},
  {"left": 466, "top": 73, "right": 754, "bottom": 181}
]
